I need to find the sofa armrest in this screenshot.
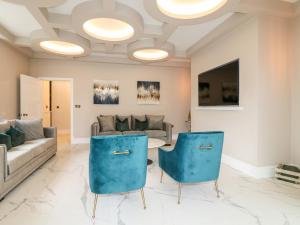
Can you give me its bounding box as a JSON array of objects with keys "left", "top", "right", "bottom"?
[
  {"left": 44, "top": 127, "right": 57, "bottom": 139},
  {"left": 0, "top": 145, "right": 7, "bottom": 183},
  {"left": 91, "top": 122, "right": 99, "bottom": 136},
  {"left": 163, "top": 122, "right": 173, "bottom": 145}
]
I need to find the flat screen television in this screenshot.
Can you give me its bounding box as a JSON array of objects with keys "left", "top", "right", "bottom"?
[{"left": 198, "top": 60, "right": 239, "bottom": 106}]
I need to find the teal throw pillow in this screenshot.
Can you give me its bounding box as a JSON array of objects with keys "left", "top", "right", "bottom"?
[
  {"left": 0, "top": 133, "right": 12, "bottom": 150},
  {"left": 135, "top": 119, "right": 148, "bottom": 131},
  {"left": 6, "top": 126, "right": 25, "bottom": 147},
  {"left": 116, "top": 118, "right": 129, "bottom": 132}
]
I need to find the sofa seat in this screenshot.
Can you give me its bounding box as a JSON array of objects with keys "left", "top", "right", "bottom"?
[
  {"left": 123, "top": 131, "right": 145, "bottom": 135},
  {"left": 145, "top": 130, "right": 166, "bottom": 138},
  {"left": 7, "top": 138, "right": 55, "bottom": 175},
  {"left": 98, "top": 131, "right": 122, "bottom": 136}
]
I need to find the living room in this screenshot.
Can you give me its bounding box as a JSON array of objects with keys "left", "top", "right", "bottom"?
[{"left": 0, "top": 0, "right": 300, "bottom": 225}]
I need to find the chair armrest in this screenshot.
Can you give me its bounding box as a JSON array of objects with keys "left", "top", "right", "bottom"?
[
  {"left": 91, "top": 122, "right": 99, "bottom": 136},
  {"left": 43, "top": 127, "right": 57, "bottom": 139},
  {"left": 0, "top": 145, "right": 7, "bottom": 183},
  {"left": 163, "top": 122, "right": 173, "bottom": 145}
]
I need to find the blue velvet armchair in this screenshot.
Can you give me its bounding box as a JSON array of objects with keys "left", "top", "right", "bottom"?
[
  {"left": 159, "top": 132, "right": 224, "bottom": 204},
  {"left": 89, "top": 134, "right": 148, "bottom": 218}
]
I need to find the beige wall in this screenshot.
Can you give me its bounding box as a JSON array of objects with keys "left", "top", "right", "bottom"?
[
  {"left": 30, "top": 59, "right": 191, "bottom": 139},
  {"left": 191, "top": 16, "right": 291, "bottom": 167},
  {"left": 191, "top": 17, "right": 260, "bottom": 165},
  {"left": 0, "top": 40, "right": 29, "bottom": 120},
  {"left": 290, "top": 16, "right": 300, "bottom": 165}
]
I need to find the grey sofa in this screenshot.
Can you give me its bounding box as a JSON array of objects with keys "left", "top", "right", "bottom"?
[
  {"left": 91, "top": 115, "right": 173, "bottom": 145},
  {"left": 0, "top": 121, "right": 57, "bottom": 200}
]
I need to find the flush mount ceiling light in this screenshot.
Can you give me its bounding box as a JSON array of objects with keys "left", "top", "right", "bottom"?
[
  {"left": 128, "top": 39, "right": 175, "bottom": 63},
  {"left": 39, "top": 41, "right": 84, "bottom": 56},
  {"left": 133, "top": 49, "right": 169, "bottom": 61},
  {"left": 31, "top": 30, "right": 90, "bottom": 57},
  {"left": 156, "top": 0, "right": 227, "bottom": 19},
  {"left": 83, "top": 18, "right": 134, "bottom": 41},
  {"left": 144, "top": 0, "right": 239, "bottom": 25},
  {"left": 72, "top": 1, "right": 143, "bottom": 44}
]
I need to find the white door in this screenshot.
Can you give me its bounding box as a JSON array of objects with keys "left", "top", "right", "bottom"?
[{"left": 20, "top": 74, "right": 43, "bottom": 120}]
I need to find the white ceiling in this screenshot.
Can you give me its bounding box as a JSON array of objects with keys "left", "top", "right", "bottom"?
[
  {"left": 0, "top": 0, "right": 299, "bottom": 64},
  {"left": 0, "top": 1, "right": 41, "bottom": 37}
]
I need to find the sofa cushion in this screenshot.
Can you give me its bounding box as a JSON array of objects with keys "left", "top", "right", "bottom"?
[
  {"left": 131, "top": 115, "right": 146, "bottom": 130},
  {"left": 15, "top": 119, "right": 44, "bottom": 141},
  {"left": 145, "top": 130, "right": 167, "bottom": 138},
  {"left": 0, "top": 133, "right": 12, "bottom": 150},
  {"left": 7, "top": 138, "right": 55, "bottom": 175},
  {"left": 98, "top": 131, "right": 122, "bottom": 136},
  {"left": 6, "top": 126, "right": 25, "bottom": 147},
  {"left": 0, "top": 121, "right": 10, "bottom": 133},
  {"left": 123, "top": 131, "right": 145, "bottom": 135},
  {"left": 97, "top": 115, "right": 116, "bottom": 132},
  {"left": 146, "top": 115, "right": 164, "bottom": 130},
  {"left": 116, "top": 117, "right": 129, "bottom": 132}
]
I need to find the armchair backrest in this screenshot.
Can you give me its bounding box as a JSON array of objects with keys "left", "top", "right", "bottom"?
[
  {"left": 89, "top": 134, "right": 148, "bottom": 194},
  {"left": 175, "top": 132, "right": 224, "bottom": 183}
]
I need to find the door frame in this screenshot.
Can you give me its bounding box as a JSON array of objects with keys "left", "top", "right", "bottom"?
[{"left": 38, "top": 77, "right": 74, "bottom": 144}]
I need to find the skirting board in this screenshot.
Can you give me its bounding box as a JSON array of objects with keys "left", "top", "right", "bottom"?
[{"left": 222, "top": 154, "right": 276, "bottom": 179}]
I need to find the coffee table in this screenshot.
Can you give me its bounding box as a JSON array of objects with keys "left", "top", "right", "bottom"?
[{"left": 147, "top": 138, "right": 166, "bottom": 165}]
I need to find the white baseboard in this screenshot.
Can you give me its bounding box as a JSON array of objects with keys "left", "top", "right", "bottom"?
[
  {"left": 72, "top": 138, "right": 90, "bottom": 144},
  {"left": 222, "top": 154, "right": 276, "bottom": 179}
]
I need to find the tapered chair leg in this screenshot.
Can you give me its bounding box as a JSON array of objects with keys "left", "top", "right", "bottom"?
[
  {"left": 140, "top": 188, "right": 146, "bottom": 209},
  {"left": 178, "top": 183, "right": 181, "bottom": 204},
  {"left": 160, "top": 169, "right": 163, "bottom": 183},
  {"left": 92, "top": 194, "right": 99, "bottom": 218},
  {"left": 215, "top": 180, "right": 220, "bottom": 198}
]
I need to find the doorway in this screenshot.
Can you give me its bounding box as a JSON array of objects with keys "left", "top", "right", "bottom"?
[{"left": 42, "top": 80, "right": 71, "bottom": 144}]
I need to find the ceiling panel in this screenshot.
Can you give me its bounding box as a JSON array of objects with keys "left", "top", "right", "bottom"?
[
  {"left": 169, "top": 13, "right": 233, "bottom": 52},
  {"left": 48, "top": 0, "right": 90, "bottom": 15},
  {"left": 0, "top": 1, "right": 41, "bottom": 37}
]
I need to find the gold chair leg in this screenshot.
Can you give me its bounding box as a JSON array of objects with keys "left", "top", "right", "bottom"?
[
  {"left": 215, "top": 180, "right": 220, "bottom": 198},
  {"left": 160, "top": 169, "right": 163, "bottom": 183},
  {"left": 178, "top": 183, "right": 181, "bottom": 204},
  {"left": 92, "top": 194, "right": 99, "bottom": 218},
  {"left": 140, "top": 188, "right": 146, "bottom": 209}
]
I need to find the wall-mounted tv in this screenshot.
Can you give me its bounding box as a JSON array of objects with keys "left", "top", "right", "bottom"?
[{"left": 198, "top": 59, "right": 239, "bottom": 106}]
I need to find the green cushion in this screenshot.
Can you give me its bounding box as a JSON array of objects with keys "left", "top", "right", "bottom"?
[
  {"left": 116, "top": 118, "right": 129, "bottom": 132},
  {"left": 0, "top": 133, "right": 12, "bottom": 150},
  {"left": 135, "top": 119, "right": 148, "bottom": 131},
  {"left": 6, "top": 126, "right": 25, "bottom": 147}
]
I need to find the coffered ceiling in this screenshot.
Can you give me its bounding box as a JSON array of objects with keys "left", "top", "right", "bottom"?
[{"left": 0, "top": 0, "right": 299, "bottom": 67}]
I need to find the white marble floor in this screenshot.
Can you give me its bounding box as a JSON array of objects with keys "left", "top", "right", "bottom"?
[{"left": 0, "top": 142, "right": 300, "bottom": 225}]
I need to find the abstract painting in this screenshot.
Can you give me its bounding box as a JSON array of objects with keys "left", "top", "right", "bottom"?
[
  {"left": 94, "top": 80, "right": 119, "bottom": 104},
  {"left": 222, "top": 82, "right": 239, "bottom": 104},
  {"left": 137, "top": 81, "right": 160, "bottom": 104},
  {"left": 198, "top": 82, "right": 210, "bottom": 105}
]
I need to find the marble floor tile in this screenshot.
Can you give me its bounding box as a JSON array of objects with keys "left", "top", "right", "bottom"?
[{"left": 0, "top": 142, "right": 299, "bottom": 225}]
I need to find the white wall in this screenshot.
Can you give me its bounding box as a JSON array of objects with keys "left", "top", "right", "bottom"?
[
  {"left": 290, "top": 15, "right": 300, "bottom": 166},
  {"left": 191, "top": 17, "right": 260, "bottom": 165},
  {"left": 30, "top": 59, "right": 191, "bottom": 139},
  {"left": 191, "top": 16, "right": 291, "bottom": 167},
  {"left": 0, "top": 40, "right": 29, "bottom": 120}
]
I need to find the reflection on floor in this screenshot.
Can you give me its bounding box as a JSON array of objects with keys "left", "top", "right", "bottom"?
[
  {"left": 0, "top": 142, "right": 299, "bottom": 225},
  {"left": 57, "top": 133, "right": 70, "bottom": 145}
]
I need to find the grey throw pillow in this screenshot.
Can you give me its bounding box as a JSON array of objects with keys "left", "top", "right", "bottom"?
[
  {"left": 15, "top": 119, "right": 44, "bottom": 141},
  {"left": 132, "top": 115, "right": 146, "bottom": 130},
  {"left": 97, "top": 116, "right": 116, "bottom": 132},
  {"left": 146, "top": 115, "right": 165, "bottom": 130},
  {"left": 0, "top": 121, "right": 10, "bottom": 133}
]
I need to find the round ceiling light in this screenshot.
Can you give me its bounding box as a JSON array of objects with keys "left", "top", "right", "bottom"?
[
  {"left": 156, "top": 0, "right": 228, "bottom": 19},
  {"left": 133, "top": 49, "right": 169, "bottom": 61},
  {"left": 83, "top": 18, "right": 135, "bottom": 41},
  {"left": 39, "top": 40, "right": 85, "bottom": 56}
]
